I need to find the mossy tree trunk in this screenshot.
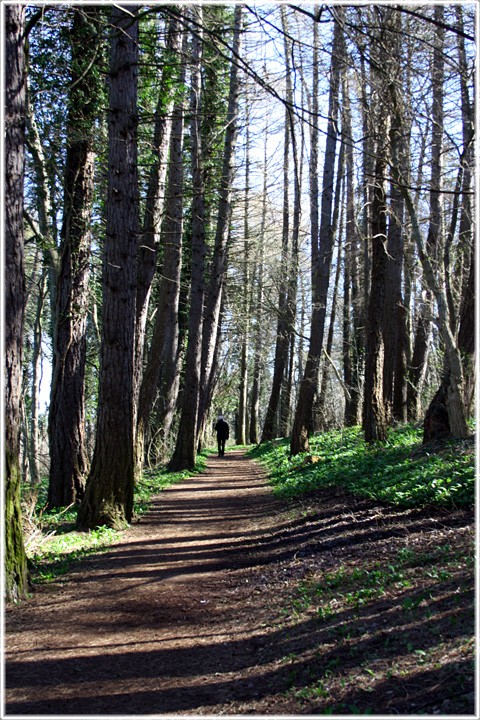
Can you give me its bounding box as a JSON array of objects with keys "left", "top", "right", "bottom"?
[{"left": 5, "top": 4, "right": 30, "bottom": 601}]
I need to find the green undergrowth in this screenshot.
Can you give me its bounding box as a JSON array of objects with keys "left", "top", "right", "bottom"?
[
  {"left": 247, "top": 425, "right": 474, "bottom": 508},
  {"left": 25, "top": 450, "right": 211, "bottom": 584}
]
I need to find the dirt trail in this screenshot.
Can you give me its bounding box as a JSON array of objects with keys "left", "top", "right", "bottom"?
[
  {"left": 5, "top": 450, "right": 283, "bottom": 715},
  {"left": 5, "top": 448, "right": 474, "bottom": 716}
]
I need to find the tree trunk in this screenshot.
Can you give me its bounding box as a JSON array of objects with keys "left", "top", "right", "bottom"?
[
  {"left": 77, "top": 5, "right": 139, "bottom": 529},
  {"left": 48, "top": 7, "right": 101, "bottom": 509},
  {"left": 317, "top": 186, "right": 344, "bottom": 429},
  {"left": 279, "top": 7, "right": 301, "bottom": 439},
  {"left": 249, "top": 124, "right": 268, "bottom": 445},
  {"left": 455, "top": 5, "right": 475, "bottom": 415},
  {"left": 290, "top": 9, "right": 343, "bottom": 455},
  {"left": 29, "top": 269, "right": 47, "bottom": 485},
  {"left": 363, "top": 151, "right": 389, "bottom": 443},
  {"left": 237, "top": 106, "right": 251, "bottom": 446},
  {"left": 395, "top": 175, "right": 470, "bottom": 439},
  {"left": 5, "top": 3, "right": 30, "bottom": 601},
  {"left": 168, "top": 6, "right": 206, "bottom": 471},
  {"left": 408, "top": 6, "right": 445, "bottom": 422},
  {"left": 134, "top": 11, "right": 183, "bottom": 414},
  {"left": 262, "top": 7, "right": 302, "bottom": 443},
  {"left": 342, "top": 67, "right": 362, "bottom": 426},
  {"left": 363, "top": 8, "right": 397, "bottom": 444},
  {"left": 382, "top": 14, "right": 408, "bottom": 425},
  {"left": 25, "top": 79, "right": 60, "bottom": 337},
  {"left": 135, "top": 33, "right": 187, "bottom": 476}
]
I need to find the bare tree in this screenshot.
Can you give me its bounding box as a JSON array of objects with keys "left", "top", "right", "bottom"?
[{"left": 290, "top": 8, "right": 344, "bottom": 455}]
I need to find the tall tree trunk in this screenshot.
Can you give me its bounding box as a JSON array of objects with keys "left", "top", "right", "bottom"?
[
  {"left": 422, "top": 6, "right": 474, "bottom": 441},
  {"left": 5, "top": 3, "right": 30, "bottom": 601},
  {"left": 342, "top": 67, "right": 362, "bottom": 426},
  {"left": 135, "top": 33, "right": 187, "bottom": 477},
  {"left": 382, "top": 14, "right": 407, "bottom": 425},
  {"left": 262, "top": 7, "right": 296, "bottom": 443},
  {"left": 25, "top": 79, "right": 60, "bottom": 336},
  {"left": 455, "top": 5, "right": 475, "bottom": 414},
  {"left": 77, "top": 5, "right": 139, "bottom": 529},
  {"left": 391, "top": 141, "right": 470, "bottom": 439},
  {"left": 29, "top": 269, "right": 47, "bottom": 485},
  {"left": 279, "top": 7, "right": 301, "bottom": 439},
  {"left": 260, "top": 126, "right": 289, "bottom": 440},
  {"left": 363, "top": 8, "right": 399, "bottom": 444},
  {"left": 237, "top": 107, "right": 251, "bottom": 446},
  {"left": 290, "top": 9, "right": 343, "bottom": 455},
  {"left": 408, "top": 6, "right": 445, "bottom": 422},
  {"left": 134, "top": 11, "right": 183, "bottom": 414},
  {"left": 197, "top": 5, "right": 243, "bottom": 441},
  {"left": 363, "top": 150, "right": 389, "bottom": 443},
  {"left": 249, "top": 124, "right": 268, "bottom": 445},
  {"left": 48, "top": 7, "right": 101, "bottom": 509},
  {"left": 317, "top": 167, "right": 344, "bottom": 429},
  {"left": 169, "top": 6, "right": 206, "bottom": 471}
]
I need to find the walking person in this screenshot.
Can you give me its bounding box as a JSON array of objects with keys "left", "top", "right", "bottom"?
[{"left": 214, "top": 415, "right": 229, "bottom": 457}]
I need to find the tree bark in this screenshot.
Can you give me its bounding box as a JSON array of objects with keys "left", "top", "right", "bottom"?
[
  {"left": 279, "top": 7, "right": 301, "bottom": 438},
  {"left": 5, "top": 3, "right": 30, "bottom": 601},
  {"left": 25, "top": 79, "right": 60, "bottom": 333},
  {"left": 48, "top": 7, "right": 101, "bottom": 509},
  {"left": 77, "top": 5, "right": 139, "bottom": 529},
  {"left": 262, "top": 7, "right": 301, "bottom": 443},
  {"left": 363, "top": 151, "right": 389, "bottom": 443},
  {"left": 363, "top": 8, "right": 396, "bottom": 444}
]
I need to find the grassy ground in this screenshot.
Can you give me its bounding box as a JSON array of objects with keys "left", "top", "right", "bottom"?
[
  {"left": 247, "top": 424, "right": 474, "bottom": 508},
  {"left": 223, "top": 424, "right": 475, "bottom": 715}
]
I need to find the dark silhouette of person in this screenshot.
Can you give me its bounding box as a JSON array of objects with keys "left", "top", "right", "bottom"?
[{"left": 214, "top": 415, "right": 229, "bottom": 457}]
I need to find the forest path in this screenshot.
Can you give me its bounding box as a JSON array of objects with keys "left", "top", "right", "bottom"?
[
  {"left": 5, "top": 448, "right": 474, "bottom": 715},
  {"left": 5, "top": 449, "right": 286, "bottom": 715}
]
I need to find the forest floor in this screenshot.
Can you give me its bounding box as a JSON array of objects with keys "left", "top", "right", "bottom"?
[{"left": 5, "top": 449, "right": 475, "bottom": 716}]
